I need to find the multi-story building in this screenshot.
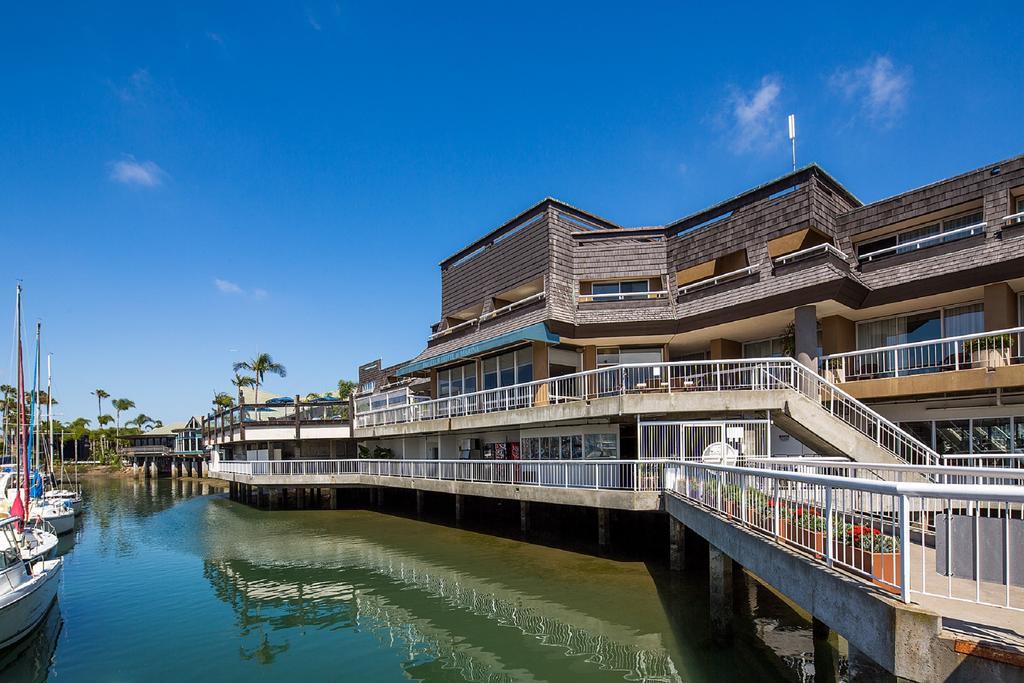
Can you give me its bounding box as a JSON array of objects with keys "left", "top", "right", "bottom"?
[{"left": 354, "top": 154, "right": 1024, "bottom": 465}]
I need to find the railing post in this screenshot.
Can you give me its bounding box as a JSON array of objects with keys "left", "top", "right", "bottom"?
[
  {"left": 898, "top": 494, "right": 910, "bottom": 603},
  {"left": 825, "top": 486, "right": 834, "bottom": 568}
]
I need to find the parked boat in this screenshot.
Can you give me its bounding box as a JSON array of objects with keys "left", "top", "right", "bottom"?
[
  {"left": 41, "top": 489, "right": 82, "bottom": 517},
  {"left": 0, "top": 521, "right": 57, "bottom": 563},
  {"left": 0, "top": 517, "right": 62, "bottom": 650}
]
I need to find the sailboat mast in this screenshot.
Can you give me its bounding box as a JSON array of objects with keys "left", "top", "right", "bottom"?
[
  {"left": 47, "top": 353, "right": 54, "bottom": 473},
  {"left": 16, "top": 285, "right": 28, "bottom": 517}
]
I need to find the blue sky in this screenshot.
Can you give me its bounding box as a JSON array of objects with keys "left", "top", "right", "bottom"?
[{"left": 1, "top": 2, "right": 1021, "bottom": 423}]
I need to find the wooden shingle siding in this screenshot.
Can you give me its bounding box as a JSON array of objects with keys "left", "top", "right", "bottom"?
[
  {"left": 441, "top": 212, "right": 551, "bottom": 317},
  {"left": 389, "top": 155, "right": 1024, "bottom": 376}
]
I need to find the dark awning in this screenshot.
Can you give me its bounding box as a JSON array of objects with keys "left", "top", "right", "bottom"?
[{"left": 397, "top": 323, "right": 559, "bottom": 376}]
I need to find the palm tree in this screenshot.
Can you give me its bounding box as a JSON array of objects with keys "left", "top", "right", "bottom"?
[
  {"left": 111, "top": 398, "right": 136, "bottom": 436},
  {"left": 91, "top": 388, "right": 109, "bottom": 427},
  {"left": 130, "top": 414, "right": 153, "bottom": 432},
  {"left": 98, "top": 414, "right": 114, "bottom": 429},
  {"left": 231, "top": 373, "right": 255, "bottom": 404},
  {"left": 232, "top": 353, "right": 286, "bottom": 405},
  {"left": 212, "top": 392, "right": 234, "bottom": 410},
  {"left": 336, "top": 379, "right": 357, "bottom": 400}
]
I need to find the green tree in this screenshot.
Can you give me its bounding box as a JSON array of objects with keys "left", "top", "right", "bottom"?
[
  {"left": 111, "top": 398, "right": 136, "bottom": 436},
  {"left": 232, "top": 353, "right": 286, "bottom": 405},
  {"left": 91, "top": 388, "right": 109, "bottom": 427},
  {"left": 231, "top": 373, "right": 255, "bottom": 403},
  {"left": 336, "top": 379, "right": 357, "bottom": 400},
  {"left": 130, "top": 414, "right": 153, "bottom": 432},
  {"left": 212, "top": 392, "right": 234, "bottom": 410},
  {"left": 98, "top": 414, "right": 114, "bottom": 429}
]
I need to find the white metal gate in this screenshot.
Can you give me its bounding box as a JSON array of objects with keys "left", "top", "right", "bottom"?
[{"left": 638, "top": 420, "right": 770, "bottom": 462}]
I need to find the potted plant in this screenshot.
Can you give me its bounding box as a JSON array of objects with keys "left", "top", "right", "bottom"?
[
  {"left": 964, "top": 334, "right": 1015, "bottom": 370},
  {"left": 835, "top": 524, "right": 901, "bottom": 593},
  {"left": 745, "top": 489, "right": 774, "bottom": 532},
  {"left": 781, "top": 508, "right": 828, "bottom": 557}
]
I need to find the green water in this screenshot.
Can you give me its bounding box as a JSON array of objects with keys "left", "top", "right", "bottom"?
[{"left": 0, "top": 478, "right": 838, "bottom": 682}]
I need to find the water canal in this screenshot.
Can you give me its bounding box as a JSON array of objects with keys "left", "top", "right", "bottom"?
[{"left": 2, "top": 477, "right": 849, "bottom": 681}]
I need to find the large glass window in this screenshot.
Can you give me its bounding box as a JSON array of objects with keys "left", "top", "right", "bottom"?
[
  {"left": 743, "top": 337, "right": 785, "bottom": 358},
  {"left": 438, "top": 363, "right": 475, "bottom": 398},
  {"left": 935, "top": 420, "right": 971, "bottom": 455},
  {"left": 483, "top": 357, "right": 498, "bottom": 390},
  {"left": 856, "top": 303, "right": 983, "bottom": 350},
  {"left": 482, "top": 348, "right": 534, "bottom": 389},
  {"left": 971, "top": 418, "right": 1012, "bottom": 453},
  {"left": 857, "top": 210, "right": 985, "bottom": 261},
  {"left": 589, "top": 280, "right": 651, "bottom": 300}
]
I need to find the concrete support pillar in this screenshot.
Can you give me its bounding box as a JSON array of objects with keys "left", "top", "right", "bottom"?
[
  {"left": 331, "top": 488, "right": 340, "bottom": 510},
  {"left": 455, "top": 494, "right": 464, "bottom": 525},
  {"left": 794, "top": 305, "right": 818, "bottom": 370},
  {"left": 847, "top": 644, "right": 893, "bottom": 682},
  {"left": 708, "top": 544, "right": 734, "bottom": 642},
  {"left": 812, "top": 618, "right": 840, "bottom": 683},
  {"left": 597, "top": 508, "right": 611, "bottom": 550},
  {"left": 376, "top": 487, "right": 384, "bottom": 508},
  {"left": 132, "top": 461, "right": 140, "bottom": 479},
  {"left": 520, "top": 501, "right": 530, "bottom": 534},
  {"left": 148, "top": 458, "right": 158, "bottom": 478},
  {"left": 416, "top": 490, "right": 424, "bottom": 516},
  {"left": 669, "top": 518, "right": 686, "bottom": 571},
  {"left": 709, "top": 338, "right": 742, "bottom": 360},
  {"left": 229, "top": 482, "right": 236, "bottom": 500},
  {"left": 984, "top": 282, "right": 1018, "bottom": 331},
  {"left": 195, "top": 460, "right": 204, "bottom": 478},
  {"left": 184, "top": 459, "right": 194, "bottom": 477},
  {"left": 170, "top": 458, "right": 179, "bottom": 478}
]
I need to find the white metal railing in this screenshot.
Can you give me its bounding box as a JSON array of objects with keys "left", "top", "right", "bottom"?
[
  {"left": 209, "top": 458, "right": 669, "bottom": 491},
  {"left": 578, "top": 290, "right": 669, "bottom": 303},
  {"left": 678, "top": 265, "right": 758, "bottom": 296},
  {"left": 773, "top": 243, "right": 848, "bottom": 267},
  {"left": 1002, "top": 211, "right": 1024, "bottom": 225},
  {"left": 665, "top": 461, "right": 1024, "bottom": 611},
  {"left": 430, "top": 291, "right": 546, "bottom": 340},
  {"left": 857, "top": 221, "right": 987, "bottom": 262},
  {"left": 480, "top": 291, "right": 545, "bottom": 321},
  {"left": 355, "top": 359, "right": 940, "bottom": 467},
  {"left": 820, "top": 326, "right": 1024, "bottom": 381}
]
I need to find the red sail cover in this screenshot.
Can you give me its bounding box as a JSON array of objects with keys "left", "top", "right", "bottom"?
[{"left": 10, "top": 493, "right": 25, "bottom": 531}]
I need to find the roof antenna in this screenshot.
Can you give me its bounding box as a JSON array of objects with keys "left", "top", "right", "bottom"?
[{"left": 788, "top": 114, "right": 797, "bottom": 172}]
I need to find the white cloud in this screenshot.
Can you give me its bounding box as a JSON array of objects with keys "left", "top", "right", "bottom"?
[
  {"left": 305, "top": 8, "right": 322, "bottom": 30},
  {"left": 726, "top": 76, "right": 783, "bottom": 154},
  {"left": 830, "top": 56, "right": 911, "bottom": 126},
  {"left": 214, "top": 279, "right": 244, "bottom": 294},
  {"left": 215, "top": 279, "right": 268, "bottom": 300},
  {"left": 111, "top": 68, "right": 151, "bottom": 103},
  {"left": 109, "top": 157, "right": 166, "bottom": 187},
  {"left": 206, "top": 31, "right": 224, "bottom": 45}
]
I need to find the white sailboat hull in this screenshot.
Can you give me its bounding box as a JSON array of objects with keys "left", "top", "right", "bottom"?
[
  {"left": 0, "top": 559, "right": 62, "bottom": 650},
  {"left": 35, "top": 507, "right": 74, "bottom": 536}
]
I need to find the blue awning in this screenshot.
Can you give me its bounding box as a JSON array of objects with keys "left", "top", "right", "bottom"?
[{"left": 397, "top": 323, "right": 559, "bottom": 376}]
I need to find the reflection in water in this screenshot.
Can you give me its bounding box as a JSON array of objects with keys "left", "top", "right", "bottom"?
[
  {"left": 200, "top": 503, "right": 683, "bottom": 683},
  {"left": 0, "top": 600, "right": 63, "bottom": 682},
  {"left": 0, "top": 478, "right": 827, "bottom": 682}
]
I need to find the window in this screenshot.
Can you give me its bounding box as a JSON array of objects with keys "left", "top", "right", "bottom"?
[
  {"left": 935, "top": 420, "right": 970, "bottom": 455},
  {"left": 903, "top": 416, "right": 1024, "bottom": 455},
  {"left": 856, "top": 303, "right": 983, "bottom": 350},
  {"left": 437, "top": 363, "right": 475, "bottom": 398},
  {"left": 743, "top": 337, "right": 785, "bottom": 358},
  {"left": 1015, "top": 196, "right": 1024, "bottom": 224},
  {"left": 481, "top": 348, "right": 534, "bottom": 389},
  {"left": 596, "top": 347, "right": 662, "bottom": 366},
  {"left": 972, "top": 418, "right": 1012, "bottom": 453},
  {"left": 857, "top": 210, "right": 984, "bottom": 261},
  {"left": 589, "top": 280, "right": 651, "bottom": 301}
]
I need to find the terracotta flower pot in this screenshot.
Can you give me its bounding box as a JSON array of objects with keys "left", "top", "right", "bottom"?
[
  {"left": 835, "top": 544, "right": 901, "bottom": 594},
  {"left": 782, "top": 522, "right": 825, "bottom": 558}
]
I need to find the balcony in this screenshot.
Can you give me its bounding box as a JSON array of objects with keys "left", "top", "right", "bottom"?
[
  {"left": 772, "top": 242, "right": 848, "bottom": 268},
  {"left": 820, "top": 326, "right": 1024, "bottom": 383},
  {"left": 856, "top": 220, "right": 986, "bottom": 264},
  {"left": 429, "top": 291, "right": 546, "bottom": 341},
  {"left": 677, "top": 265, "right": 758, "bottom": 296},
  {"left": 577, "top": 290, "right": 668, "bottom": 304},
  {"left": 204, "top": 398, "right": 350, "bottom": 445}
]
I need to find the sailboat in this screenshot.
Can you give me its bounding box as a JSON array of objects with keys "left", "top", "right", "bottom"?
[
  {"left": 0, "top": 284, "right": 62, "bottom": 649},
  {"left": 39, "top": 354, "right": 82, "bottom": 516}
]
